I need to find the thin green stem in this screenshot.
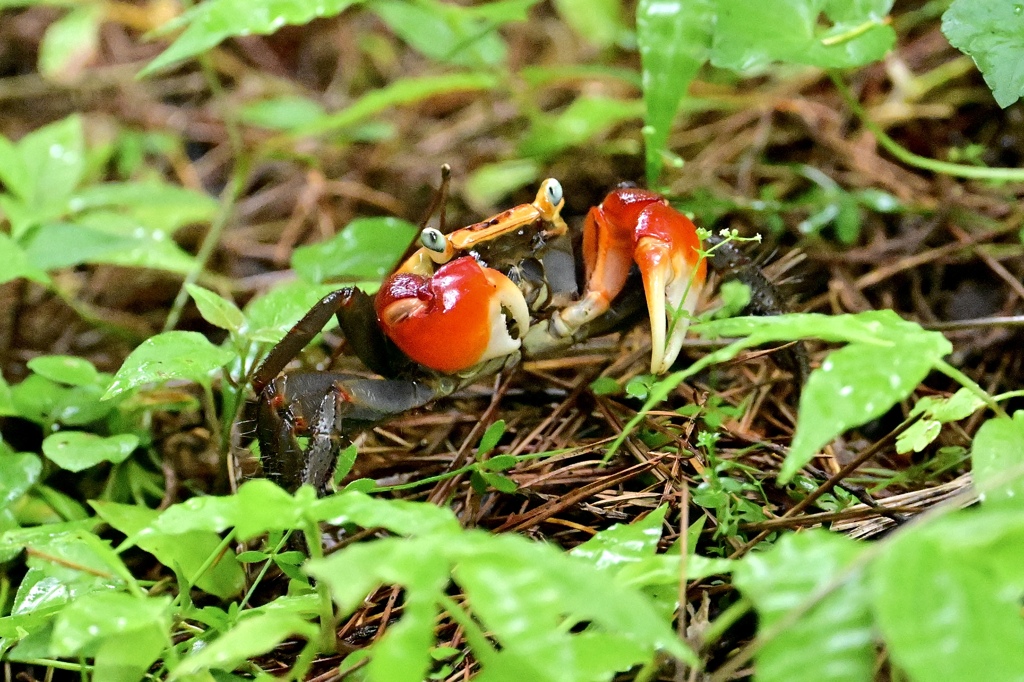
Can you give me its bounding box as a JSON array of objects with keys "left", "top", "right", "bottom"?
[
  {"left": 831, "top": 72, "right": 1024, "bottom": 181},
  {"left": 304, "top": 519, "right": 338, "bottom": 654},
  {"left": 934, "top": 359, "right": 1007, "bottom": 419},
  {"left": 163, "top": 53, "right": 249, "bottom": 332}
]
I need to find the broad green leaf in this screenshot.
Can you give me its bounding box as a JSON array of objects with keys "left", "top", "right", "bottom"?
[
  {"left": 238, "top": 95, "right": 326, "bottom": 131},
  {"left": 0, "top": 374, "right": 12, "bottom": 417},
  {"left": 103, "top": 331, "right": 234, "bottom": 399},
  {"left": 0, "top": 453, "right": 42, "bottom": 510},
  {"left": 92, "top": 501, "right": 245, "bottom": 599},
  {"left": 572, "top": 506, "right": 666, "bottom": 571},
  {"left": 38, "top": 4, "right": 102, "bottom": 83},
  {"left": 0, "top": 134, "right": 30, "bottom": 201},
  {"left": 613, "top": 311, "right": 950, "bottom": 466},
  {"left": 636, "top": 0, "right": 714, "bottom": 186},
  {"left": 26, "top": 355, "right": 99, "bottom": 387},
  {"left": 943, "top": 0, "right": 1024, "bottom": 107},
  {"left": 11, "top": 113, "right": 84, "bottom": 206},
  {"left": 11, "top": 375, "right": 114, "bottom": 427},
  {"left": 70, "top": 181, "right": 218, "bottom": 232},
  {"left": 0, "top": 232, "right": 50, "bottom": 286},
  {"left": 243, "top": 280, "right": 343, "bottom": 345},
  {"left": 146, "top": 479, "right": 308, "bottom": 541},
  {"left": 735, "top": 530, "right": 873, "bottom": 682},
  {"left": 171, "top": 611, "right": 318, "bottom": 676},
  {"left": 186, "top": 284, "right": 246, "bottom": 333},
  {"left": 291, "top": 217, "right": 417, "bottom": 283},
  {"left": 367, "top": 594, "right": 441, "bottom": 682},
  {"left": 14, "top": 114, "right": 85, "bottom": 207},
  {"left": 872, "top": 511, "right": 1024, "bottom": 682},
  {"left": 477, "top": 420, "right": 506, "bottom": 455},
  {"left": 141, "top": 0, "right": 366, "bottom": 76},
  {"left": 464, "top": 159, "right": 540, "bottom": 212},
  {"left": 971, "top": 411, "right": 1024, "bottom": 506},
  {"left": 94, "top": 625, "right": 167, "bottom": 682},
  {"left": 312, "top": 490, "right": 461, "bottom": 537},
  {"left": 22, "top": 220, "right": 197, "bottom": 275},
  {"left": 785, "top": 340, "right": 937, "bottom": 482},
  {"left": 42, "top": 432, "right": 139, "bottom": 472},
  {"left": 518, "top": 96, "right": 644, "bottom": 160},
  {"left": 711, "top": 0, "right": 895, "bottom": 71},
  {"left": 52, "top": 591, "right": 171, "bottom": 656},
  {"left": 295, "top": 72, "right": 499, "bottom": 137},
  {"left": 370, "top": 0, "right": 509, "bottom": 68},
  {"left": 452, "top": 533, "right": 695, "bottom": 667},
  {"left": 897, "top": 388, "right": 985, "bottom": 454},
  {"left": 895, "top": 418, "right": 941, "bottom": 455},
  {"left": 552, "top": 0, "right": 628, "bottom": 48}
]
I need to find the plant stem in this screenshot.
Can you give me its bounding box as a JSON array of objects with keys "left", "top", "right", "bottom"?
[
  {"left": 934, "top": 359, "right": 1007, "bottom": 419},
  {"left": 830, "top": 72, "right": 1024, "bottom": 181}
]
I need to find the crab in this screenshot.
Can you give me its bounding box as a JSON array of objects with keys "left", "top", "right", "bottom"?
[{"left": 251, "top": 177, "right": 717, "bottom": 495}]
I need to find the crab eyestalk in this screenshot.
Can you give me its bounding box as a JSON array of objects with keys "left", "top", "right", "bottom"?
[
  {"left": 395, "top": 178, "right": 568, "bottom": 277},
  {"left": 376, "top": 256, "right": 530, "bottom": 373}
]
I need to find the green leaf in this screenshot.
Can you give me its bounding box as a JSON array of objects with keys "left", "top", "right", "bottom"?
[
  {"left": 15, "top": 114, "right": 86, "bottom": 207},
  {"left": 943, "top": 0, "right": 1024, "bottom": 107},
  {"left": 370, "top": 0, "right": 509, "bottom": 68},
  {"left": 291, "top": 217, "right": 418, "bottom": 283},
  {"left": 872, "top": 511, "right": 1024, "bottom": 681},
  {"left": 735, "top": 530, "right": 873, "bottom": 682},
  {"left": 463, "top": 159, "right": 540, "bottom": 212},
  {"left": 244, "top": 280, "right": 343, "bottom": 345},
  {"left": 0, "top": 232, "right": 50, "bottom": 286},
  {"left": 71, "top": 181, "right": 218, "bottom": 232},
  {"left": 238, "top": 95, "right": 326, "bottom": 131},
  {"left": 0, "top": 453, "right": 42, "bottom": 510},
  {"left": 52, "top": 591, "right": 171, "bottom": 656},
  {"left": 42, "top": 432, "right": 139, "bottom": 472},
  {"left": 518, "top": 96, "right": 644, "bottom": 160},
  {"left": 711, "top": 0, "right": 896, "bottom": 71},
  {"left": 186, "top": 284, "right": 246, "bottom": 333},
  {"left": 92, "top": 501, "right": 245, "bottom": 599},
  {"left": 895, "top": 418, "right": 941, "bottom": 455},
  {"left": 0, "top": 373, "right": 12, "bottom": 417},
  {"left": 552, "top": 0, "right": 627, "bottom": 48},
  {"left": 971, "top": 411, "right": 1024, "bottom": 507},
  {"left": 22, "top": 220, "right": 197, "bottom": 275},
  {"left": 103, "top": 331, "right": 234, "bottom": 399},
  {"left": 26, "top": 355, "right": 99, "bottom": 387},
  {"left": 636, "top": 0, "right": 713, "bottom": 186},
  {"left": 477, "top": 420, "right": 506, "bottom": 455},
  {"left": 38, "top": 4, "right": 102, "bottom": 83},
  {"left": 785, "top": 339, "right": 938, "bottom": 481},
  {"left": 172, "top": 611, "right": 318, "bottom": 676},
  {"left": 572, "top": 506, "right": 666, "bottom": 572},
  {"left": 295, "top": 72, "right": 499, "bottom": 137},
  {"left": 141, "top": 0, "right": 365, "bottom": 76}
]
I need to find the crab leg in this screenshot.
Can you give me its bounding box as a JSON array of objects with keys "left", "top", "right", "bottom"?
[
  {"left": 257, "top": 372, "right": 439, "bottom": 493},
  {"left": 525, "top": 187, "right": 706, "bottom": 374}
]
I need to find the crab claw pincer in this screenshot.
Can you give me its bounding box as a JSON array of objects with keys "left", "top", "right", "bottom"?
[
  {"left": 577, "top": 188, "right": 707, "bottom": 374},
  {"left": 375, "top": 256, "right": 530, "bottom": 373}
]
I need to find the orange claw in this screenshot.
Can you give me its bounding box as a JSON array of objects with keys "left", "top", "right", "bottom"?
[
  {"left": 549, "top": 187, "right": 706, "bottom": 374},
  {"left": 375, "top": 256, "right": 529, "bottom": 373}
]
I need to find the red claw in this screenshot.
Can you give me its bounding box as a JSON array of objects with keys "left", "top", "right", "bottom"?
[
  {"left": 375, "top": 256, "right": 529, "bottom": 373},
  {"left": 568, "top": 188, "right": 707, "bottom": 374}
]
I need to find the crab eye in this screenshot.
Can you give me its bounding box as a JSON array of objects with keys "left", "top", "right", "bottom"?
[
  {"left": 420, "top": 228, "right": 447, "bottom": 253},
  {"left": 544, "top": 179, "right": 563, "bottom": 206}
]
